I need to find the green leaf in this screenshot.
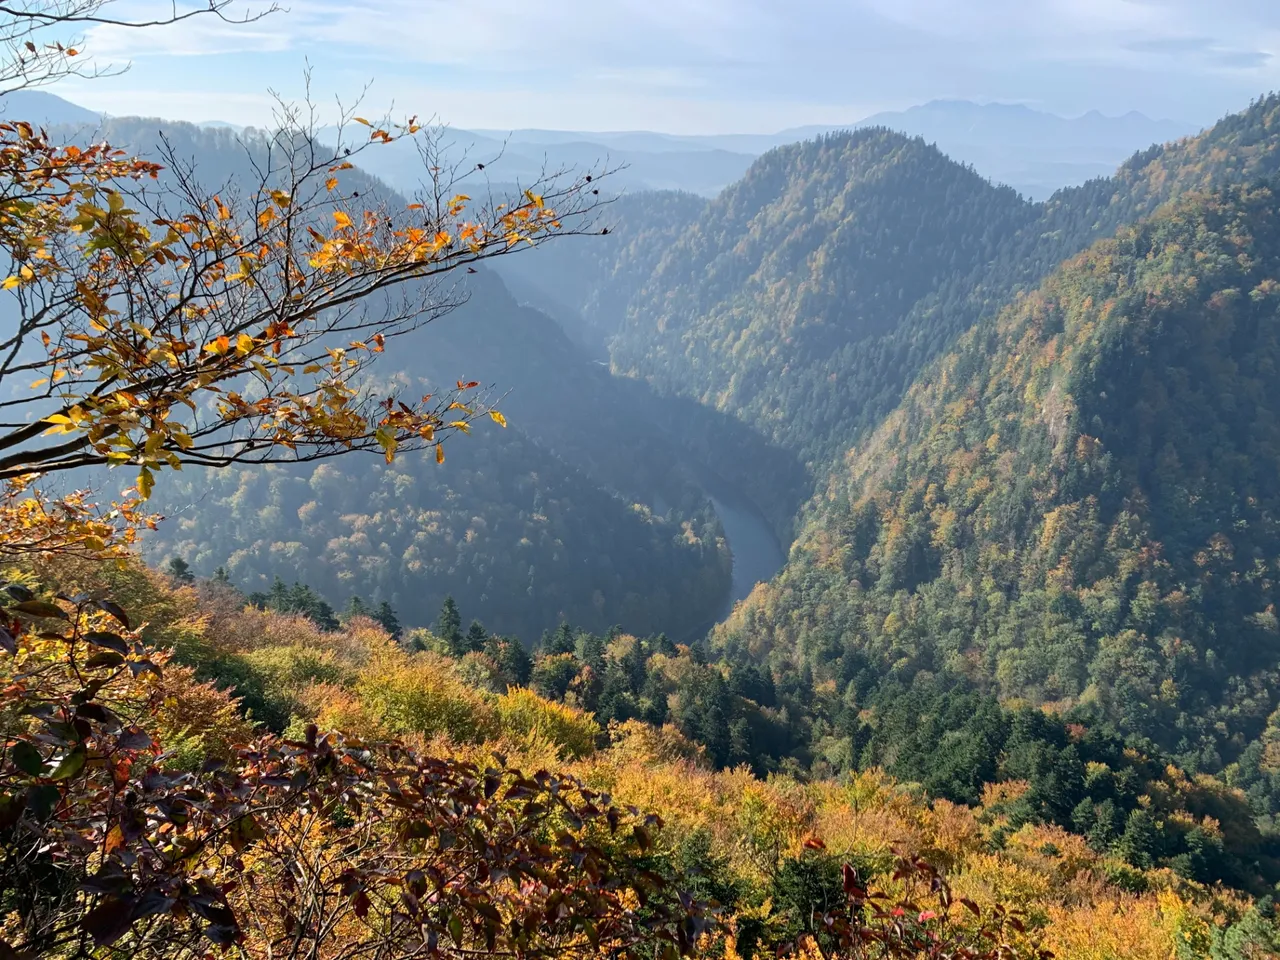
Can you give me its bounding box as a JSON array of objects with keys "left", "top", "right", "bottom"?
[
  {"left": 11, "top": 740, "right": 44, "bottom": 777},
  {"left": 84, "top": 631, "right": 129, "bottom": 655},
  {"left": 26, "top": 784, "right": 59, "bottom": 820},
  {"left": 49, "top": 744, "right": 87, "bottom": 781},
  {"left": 448, "top": 914, "right": 464, "bottom": 946},
  {"left": 10, "top": 600, "right": 67, "bottom": 620},
  {"left": 374, "top": 425, "right": 398, "bottom": 463},
  {"left": 229, "top": 814, "right": 266, "bottom": 851}
]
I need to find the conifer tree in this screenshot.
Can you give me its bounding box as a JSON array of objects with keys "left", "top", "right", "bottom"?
[{"left": 437, "top": 595, "right": 464, "bottom": 656}]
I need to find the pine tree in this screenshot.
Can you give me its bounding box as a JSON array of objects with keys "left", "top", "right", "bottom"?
[
  {"left": 1117, "top": 808, "right": 1160, "bottom": 869},
  {"left": 465, "top": 619, "right": 488, "bottom": 653},
  {"left": 375, "top": 601, "right": 402, "bottom": 640},
  {"left": 437, "top": 596, "right": 464, "bottom": 657},
  {"left": 544, "top": 622, "right": 576, "bottom": 657},
  {"left": 490, "top": 636, "right": 532, "bottom": 686},
  {"left": 577, "top": 631, "right": 606, "bottom": 672},
  {"left": 165, "top": 557, "right": 195, "bottom": 584}
]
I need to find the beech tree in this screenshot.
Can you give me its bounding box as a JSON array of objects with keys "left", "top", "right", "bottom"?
[
  {"left": 0, "top": 586, "right": 712, "bottom": 959},
  {"left": 0, "top": 0, "right": 607, "bottom": 500}
]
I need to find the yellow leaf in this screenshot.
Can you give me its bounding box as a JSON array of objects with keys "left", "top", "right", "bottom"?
[
  {"left": 375, "top": 426, "right": 397, "bottom": 463},
  {"left": 325, "top": 177, "right": 339, "bottom": 191},
  {"left": 488, "top": 410, "right": 507, "bottom": 428},
  {"left": 332, "top": 210, "right": 353, "bottom": 229},
  {"left": 436, "top": 444, "right": 445, "bottom": 465},
  {"left": 137, "top": 466, "right": 154, "bottom": 500},
  {"left": 41, "top": 413, "right": 77, "bottom": 435},
  {"left": 353, "top": 117, "right": 371, "bottom": 126},
  {"left": 236, "top": 333, "right": 254, "bottom": 355},
  {"left": 2, "top": 276, "right": 20, "bottom": 290}
]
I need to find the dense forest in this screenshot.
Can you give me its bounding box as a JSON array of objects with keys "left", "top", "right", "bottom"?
[
  {"left": 713, "top": 180, "right": 1280, "bottom": 809},
  {"left": 74, "top": 119, "right": 804, "bottom": 639},
  {"left": 511, "top": 96, "right": 1280, "bottom": 478},
  {"left": 7, "top": 556, "right": 1280, "bottom": 957},
  {"left": 13, "top": 1, "right": 1280, "bottom": 953}
]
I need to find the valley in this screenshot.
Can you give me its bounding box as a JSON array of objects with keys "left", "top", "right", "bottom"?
[{"left": 8, "top": 9, "right": 1280, "bottom": 955}]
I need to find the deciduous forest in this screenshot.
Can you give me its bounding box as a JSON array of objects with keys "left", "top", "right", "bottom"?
[{"left": 8, "top": 2, "right": 1280, "bottom": 958}]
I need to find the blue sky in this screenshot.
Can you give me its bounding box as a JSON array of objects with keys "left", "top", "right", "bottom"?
[{"left": 50, "top": 0, "right": 1280, "bottom": 133}]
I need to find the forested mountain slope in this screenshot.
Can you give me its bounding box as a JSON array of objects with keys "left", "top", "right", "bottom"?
[
  {"left": 147, "top": 271, "right": 742, "bottom": 639},
  {"left": 532, "top": 96, "right": 1280, "bottom": 477},
  {"left": 491, "top": 189, "right": 708, "bottom": 355},
  {"left": 35, "top": 118, "right": 747, "bottom": 640},
  {"left": 609, "top": 130, "right": 1036, "bottom": 464},
  {"left": 717, "top": 182, "right": 1280, "bottom": 800},
  {"left": 11, "top": 552, "right": 1280, "bottom": 958}
]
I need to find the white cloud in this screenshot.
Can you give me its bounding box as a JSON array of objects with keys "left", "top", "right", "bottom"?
[
  {"left": 80, "top": 0, "right": 294, "bottom": 58},
  {"left": 42, "top": 0, "right": 1280, "bottom": 133}
]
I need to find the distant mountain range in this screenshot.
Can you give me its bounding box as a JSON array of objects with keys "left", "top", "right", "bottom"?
[
  {"left": 7, "top": 89, "right": 1197, "bottom": 200},
  {"left": 0, "top": 88, "right": 103, "bottom": 127},
  {"left": 468, "top": 100, "right": 1199, "bottom": 199}
]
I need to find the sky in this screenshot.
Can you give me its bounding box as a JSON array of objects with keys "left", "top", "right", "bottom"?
[{"left": 47, "top": 0, "right": 1280, "bottom": 134}]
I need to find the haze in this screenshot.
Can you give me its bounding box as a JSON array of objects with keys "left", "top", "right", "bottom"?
[{"left": 49, "top": 0, "right": 1280, "bottom": 134}]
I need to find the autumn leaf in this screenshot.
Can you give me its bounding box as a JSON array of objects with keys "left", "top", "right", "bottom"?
[
  {"left": 49, "top": 744, "right": 87, "bottom": 781},
  {"left": 375, "top": 426, "right": 398, "bottom": 463}
]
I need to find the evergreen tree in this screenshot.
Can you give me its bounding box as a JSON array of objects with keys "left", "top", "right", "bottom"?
[
  {"left": 437, "top": 596, "right": 463, "bottom": 657},
  {"left": 577, "top": 631, "right": 606, "bottom": 672},
  {"left": 165, "top": 557, "right": 195, "bottom": 584},
  {"left": 344, "top": 595, "right": 371, "bottom": 621},
  {"left": 544, "top": 622, "right": 576, "bottom": 657},
  {"left": 1118, "top": 808, "right": 1160, "bottom": 869},
  {"left": 465, "top": 619, "right": 488, "bottom": 653},
  {"left": 488, "top": 635, "right": 532, "bottom": 687},
  {"left": 374, "top": 601, "right": 402, "bottom": 640}
]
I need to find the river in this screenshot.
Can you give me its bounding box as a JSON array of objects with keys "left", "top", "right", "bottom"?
[{"left": 702, "top": 481, "right": 787, "bottom": 618}]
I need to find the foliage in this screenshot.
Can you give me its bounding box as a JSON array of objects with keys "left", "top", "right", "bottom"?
[
  {"left": 132, "top": 247, "right": 737, "bottom": 640},
  {"left": 5, "top": 555, "right": 1277, "bottom": 959},
  {"left": 0, "top": 579, "right": 720, "bottom": 959},
  {"left": 0, "top": 103, "right": 601, "bottom": 490},
  {"left": 713, "top": 181, "right": 1280, "bottom": 880},
  {"left": 496, "top": 686, "right": 602, "bottom": 760}
]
